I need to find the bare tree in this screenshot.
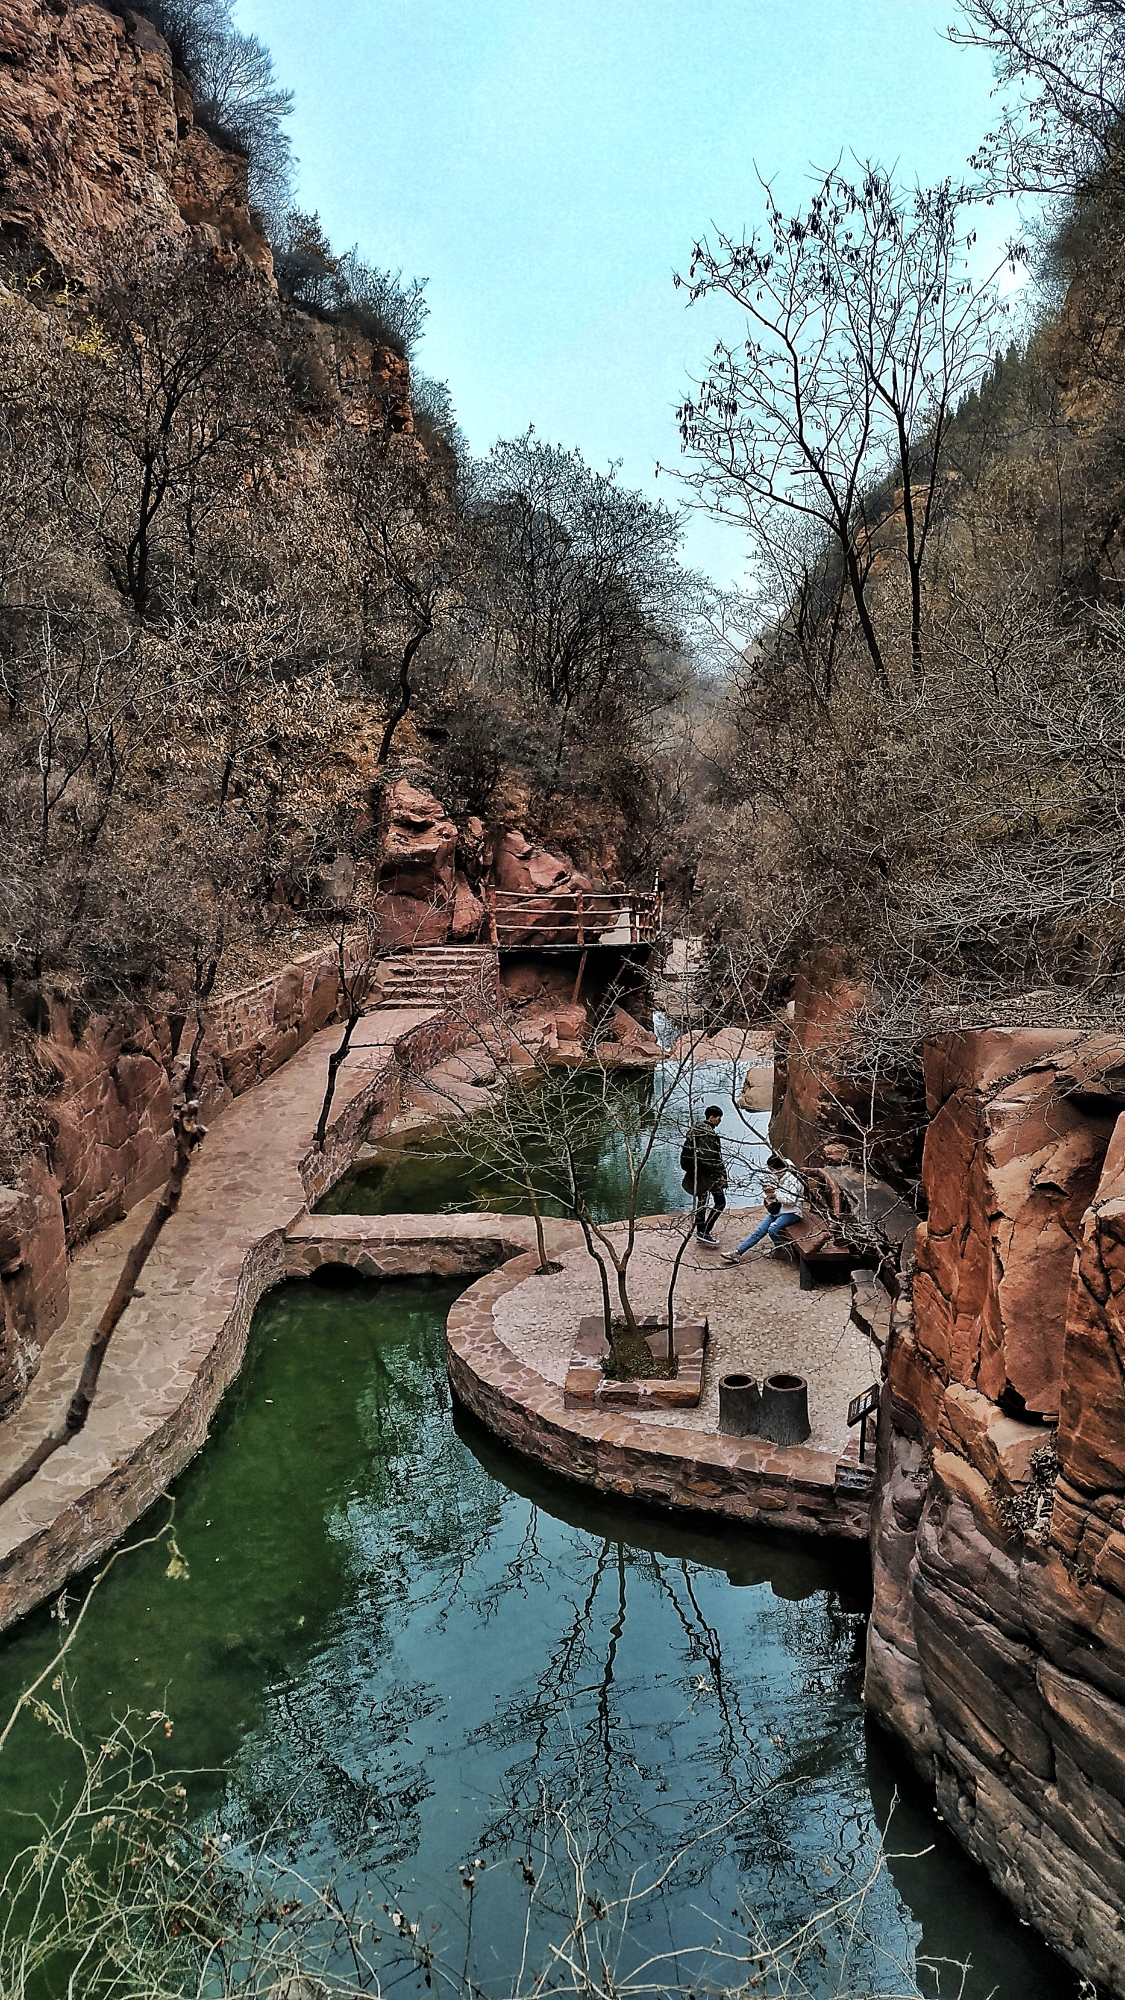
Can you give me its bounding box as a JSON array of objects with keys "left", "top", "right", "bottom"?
[
  {"left": 310, "top": 907, "right": 383, "bottom": 1151},
  {"left": 674, "top": 165, "right": 1007, "bottom": 691},
  {"left": 142, "top": 0, "right": 296, "bottom": 226},
  {"left": 422, "top": 1009, "right": 761, "bottom": 1365},
  {"left": 273, "top": 210, "right": 430, "bottom": 359},
  {"left": 472, "top": 432, "right": 692, "bottom": 778},
  {"left": 327, "top": 427, "right": 472, "bottom": 767},
  {"left": 952, "top": 0, "right": 1125, "bottom": 198},
  {"left": 59, "top": 243, "right": 275, "bottom": 621}
]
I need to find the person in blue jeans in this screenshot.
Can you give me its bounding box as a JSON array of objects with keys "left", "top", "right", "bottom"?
[{"left": 722, "top": 1154, "right": 804, "bottom": 1262}]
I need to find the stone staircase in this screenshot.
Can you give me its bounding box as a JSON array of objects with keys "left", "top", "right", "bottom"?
[{"left": 375, "top": 945, "right": 500, "bottom": 1011}]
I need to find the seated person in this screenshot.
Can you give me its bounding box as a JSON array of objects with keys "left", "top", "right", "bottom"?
[{"left": 722, "top": 1153, "right": 804, "bottom": 1262}]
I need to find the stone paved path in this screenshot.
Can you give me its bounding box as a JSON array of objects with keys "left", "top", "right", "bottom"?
[{"left": 0, "top": 1008, "right": 439, "bottom": 1626}]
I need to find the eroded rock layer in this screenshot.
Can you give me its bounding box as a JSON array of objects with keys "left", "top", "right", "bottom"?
[
  {"left": 0, "top": 0, "right": 272, "bottom": 277},
  {"left": 866, "top": 1028, "right": 1125, "bottom": 1995}
]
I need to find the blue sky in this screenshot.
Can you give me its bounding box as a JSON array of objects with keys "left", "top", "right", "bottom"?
[{"left": 235, "top": 1, "right": 1015, "bottom": 588}]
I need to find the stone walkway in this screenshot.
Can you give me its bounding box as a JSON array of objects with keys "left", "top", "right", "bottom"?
[
  {"left": 0, "top": 1008, "right": 443, "bottom": 1628},
  {"left": 1, "top": 1007, "right": 881, "bottom": 1629}
]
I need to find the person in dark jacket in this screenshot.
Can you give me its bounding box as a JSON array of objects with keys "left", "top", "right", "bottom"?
[{"left": 682, "top": 1106, "right": 727, "bottom": 1247}]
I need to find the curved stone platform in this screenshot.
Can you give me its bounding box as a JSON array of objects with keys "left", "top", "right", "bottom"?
[
  {"left": 1, "top": 1036, "right": 873, "bottom": 1635},
  {"left": 445, "top": 1251, "right": 872, "bottom": 1540}
]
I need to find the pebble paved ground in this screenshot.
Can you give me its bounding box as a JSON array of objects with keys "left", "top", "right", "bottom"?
[{"left": 492, "top": 1213, "right": 880, "bottom": 1454}]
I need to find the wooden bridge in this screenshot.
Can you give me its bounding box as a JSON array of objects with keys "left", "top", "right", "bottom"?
[{"left": 480, "top": 887, "right": 663, "bottom": 950}]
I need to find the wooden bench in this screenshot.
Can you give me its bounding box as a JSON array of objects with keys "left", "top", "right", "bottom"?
[{"left": 779, "top": 1217, "right": 860, "bottom": 1290}]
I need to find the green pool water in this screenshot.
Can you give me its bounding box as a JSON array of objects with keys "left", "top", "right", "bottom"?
[
  {"left": 0, "top": 1270, "right": 1076, "bottom": 1999},
  {"left": 319, "top": 1058, "right": 771, "bottom": 1220}
]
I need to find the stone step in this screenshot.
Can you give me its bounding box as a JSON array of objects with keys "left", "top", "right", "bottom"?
[
  {"left": 380, "top": 971, "right": 490, "bottom": 990},
  {"left": 382, "top": 959, "right": 492, "bottom": 972},
  {"left": 377, "top": 946, "right": 501, "bottom": 1010}
]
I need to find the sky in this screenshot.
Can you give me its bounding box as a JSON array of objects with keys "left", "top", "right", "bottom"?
[{"left": 234, "top": 0, "right": 1019, "bottom": 590}]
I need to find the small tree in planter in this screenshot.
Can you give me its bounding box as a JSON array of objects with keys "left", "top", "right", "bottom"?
[{"left": 423, "top": 1008, "right": 759, "bottom": 1373}]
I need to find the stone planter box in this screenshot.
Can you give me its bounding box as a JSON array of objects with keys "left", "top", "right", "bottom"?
[{"left": 564, "top": 1314, "right": 707, "bottom": 1412}]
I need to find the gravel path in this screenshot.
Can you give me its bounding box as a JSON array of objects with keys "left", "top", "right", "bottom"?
[{"left": 492, "top": 1211, "right": 880, "bottom": 1454}]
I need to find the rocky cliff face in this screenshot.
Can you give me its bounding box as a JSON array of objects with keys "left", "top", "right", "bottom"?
[
  {"left": 0, "top": 1, "right": 414, "bottom": 431},
  {"left": 0, "top": 0, "right": 272, "bottom": 277},
  {"left": 866, "top": 1027, "right": 1125, "bottom": 1996},
  {"left": 373, "top": 777, "right": 594, "bottom": 951}
]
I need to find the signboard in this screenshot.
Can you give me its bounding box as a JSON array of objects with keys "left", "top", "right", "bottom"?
[
  {"left": 847, "top": 1383, "right": 880, "bottom": 1428},
  {"left": 836, "top": 1462, "right": 876, "bottom": 1495}
]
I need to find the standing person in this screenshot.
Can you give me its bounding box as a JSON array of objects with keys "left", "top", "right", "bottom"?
[
  {"left": 681, "top": 1106, "right": 727, "bottom": 1248},
  {"left": 722, "top": 1152, "right": 804, "bottom": 1262}
]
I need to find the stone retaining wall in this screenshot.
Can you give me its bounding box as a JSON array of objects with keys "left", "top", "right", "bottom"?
[
  {"left": 0, "top": 1229, "right": 287, "bottom": 1627},
  {"left": 0, "top": 939, "right": 374, "bottom": 1420},
  {"left": 199, "top": 936, "right": 373, "bottom": 1108},
  {"left": 446, "top": 1255, "right": 870, "bottom": 1538},
  {"left": 297, "top": 1004, "right": 488, "bottom": 1208}
]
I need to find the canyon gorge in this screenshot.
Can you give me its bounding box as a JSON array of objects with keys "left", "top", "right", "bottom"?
[{"left": 2, "top": 2, "right": 1125, "bottom": 1996}]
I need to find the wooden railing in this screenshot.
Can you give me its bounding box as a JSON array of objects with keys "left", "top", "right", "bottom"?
[{"left": 481, "top": 887, "right": 663, "bottom": 948}]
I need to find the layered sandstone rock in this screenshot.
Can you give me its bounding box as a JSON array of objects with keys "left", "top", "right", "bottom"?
[
  {"left": 0, "top": 1158, "right": 67, "bottom": 1416},
  {"left": 915, "top": 1030, "right": 1119, "bottom": 1417},
  {"left": 483, "top": 828, "right": 592, "bottom": 945},
  {"left": 0, "top": 0, "right": 272, "bottom": 278},
  {"left": 1054, "top": 1111, "right": 1125, "bottom": 1584},
  {"left": 0, "top": 937, "right": 374, "bottom": 1419},
  {"left": 43, "top": 999, "right": 176, "bottom": 1245},
  {"left": 866, "top": 1028, "right": 1125, "bottom": 1996},
  {"left": 504, "top": 997, "right": 661, "bottom": 1068},
  {"left": 373, "top": 781, "right": 615, "bottom": 954},
  {"left": 0, "top": 4, "right": 414, "bottom": 435},
  {"left": 374, "top": 779, "right": 484, "bottom": 949},
  {"left": 280, "top": 311, "right": 414, "bottom": 436}
]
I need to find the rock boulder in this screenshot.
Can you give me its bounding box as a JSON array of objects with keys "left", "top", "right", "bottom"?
[{"left": 374, "top": 779, "right": 464, "bottom": 948}]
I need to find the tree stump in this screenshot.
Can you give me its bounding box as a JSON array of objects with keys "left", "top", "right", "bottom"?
[
  {"left": 718, "top": 1372, "right": 761, "bottom": 1436},
  {"left": 760, "top": 1373, "right": 811, "bottom": 1446}
]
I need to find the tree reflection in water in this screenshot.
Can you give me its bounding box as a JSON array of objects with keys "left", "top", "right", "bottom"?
[
  {"left": 0, "top": 1271, "right": 1075, "bottom": 2000},
  {"left": 207, "top": 1277, "right": 1033, "bottom": 2000}
]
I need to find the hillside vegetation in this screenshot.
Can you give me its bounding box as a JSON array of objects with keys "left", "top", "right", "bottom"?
[
  {"left": 3, "top": 0, "right": 1125, "bottom": 1177},
  {"left": 680, "top": 3, "right": 1125, "bottom": 1066},
  {"left": 0, "top": 0, "right": 712, "bottom": 1174}
]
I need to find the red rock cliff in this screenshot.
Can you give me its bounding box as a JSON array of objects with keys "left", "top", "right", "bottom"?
[
  {"left": 0, "top": 4, "right": 415, "bottom": 429},
  {"left": 866, "top": 1027, "right": 1125, "bottom": 1997},
  {"left": 0, "top": 0, "right": 273, "bottom": 277}
]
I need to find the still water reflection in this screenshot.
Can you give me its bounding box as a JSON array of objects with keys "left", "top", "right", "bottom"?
[
  {"left": 0, "top": 1273, "right": 1075, "bottom": 1998},
  {"left": 319, "top": 1058, "right": 770, "bottom": 1221}
]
